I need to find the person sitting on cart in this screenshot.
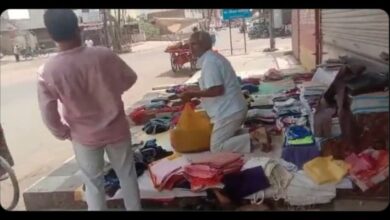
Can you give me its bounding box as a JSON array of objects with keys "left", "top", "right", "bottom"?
[{"left": 179, "top": 31, "right": 272, "bottom": 153}]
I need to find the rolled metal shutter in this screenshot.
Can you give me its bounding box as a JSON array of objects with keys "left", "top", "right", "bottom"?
[{"left": 321, "top": 9, "right": 389, "bottom": 69}]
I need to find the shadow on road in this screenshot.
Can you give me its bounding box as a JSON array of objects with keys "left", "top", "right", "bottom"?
[{"left": 156, "top": 68, "right": 195, "bottom": 79}]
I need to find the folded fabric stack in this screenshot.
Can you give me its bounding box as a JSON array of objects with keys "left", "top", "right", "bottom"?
[
  {"left": 241, "top": 83, "right": 259, "bottom": 94},
  {"left": 285, "top": 125, "right": 314, "bottom": 147},
  {"left": 250, "top": 94, "right": 274, "bottom": 107},
  {"left": 223, "top": 166, "right": 270, "bottom": 201},
  {"left": 276, "top": 115, "right": 307, "bottom": 130},
  {"left": 149, "top": 152, "right": 244, "bottom": 192},
  {"left": 350, "top": 91, "right": 389, "bottom": 115},
  {"left": 242, "top": 77, "right": 261, "bottom": 85},
  {"left": 185, "top": 152, "right": 244, "bottom": 191},
  {"left": 148, "top": 154, "right": 189, "bottom": 191},
  {"left": 242, "top": 157, "right": 294, "bottom": 203},
  {"left": 273, "top": 97, "right": 304, "bottom": 117},
  {"left": 166, "top": 85, "right": 187, "bottom": 94},
  {"left": 345, "top": 149, "right": 389, "bottom": 192},
  {"left": 346, "top": 71, "right": 388, "bottom": 96},
  {"left": 298, "top": 81, "right": 328, "bottom": 96},
  {"left": 258, "top": 78, "right": 296, "bottom": 95},
  {"left": 264, "top": 68, "right": 284, "bottom": 81},
  {"left": 142, "top": 116, "right": 171, "bottom": 135},
  {"left": 298, "top": 81, "right": 328, "bottom": 109},
  {"left": 292, "top": 73, "right": 314, "bottom": 84},
  {"left": 303, "top": 156, "right": 349, "bottom": 185},
  {"left": 246, "top": 108, "right": 276, "bottom": 124},
  {"left": 282, "top": 125, "right": 320, "bottom": 169}
]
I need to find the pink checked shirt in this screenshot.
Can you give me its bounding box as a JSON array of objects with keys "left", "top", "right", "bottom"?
[{"left": 37, "top": 46, "right": 137, "bottom": 147}]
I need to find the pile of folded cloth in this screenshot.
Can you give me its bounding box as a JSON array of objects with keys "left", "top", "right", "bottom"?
[
  {"left": 349, "top": 91, "right": 389, "bottom": 115},
  {"left": 148, "top": 152, "right": 244, "bottom": 192},
  {"left": 244, "top": 108, "right": 279, "bottom": 133},
  {"left": 129, "top": 98, "right": 200, "bottom": 125},
  {"left": 303, "top": 156, "right": 349, "bottom": 185},
  {"left": 264, "top": 68, "right": 284, "bottom": 81},
  {"left": 166, "top": 85, "right": 187, "bottom": 94},
  {"left": 345, "top": 148, "right": 389, "bottom": 192},
  {"left": 285, "top": 125, "right": 315, "bottom": 147},
  {"left": 282, "top": 125, "right": 320, "bottom": 169},
  {"left": 142, "top": 116, "right": 171, "bottom": 135},
  {"left": 276, "top": 115, "right": 307, "bottom": 130},
  {"left": 298, "top": 81, "right": 328, "bottom": 109},
  {"left": 148, "top": 154, "right": 189, "bottom": 191},
  {"left": 236, "top": 76, "right": 261, "bottom": 94},
  {"left": 246, "top": 108, "right": 276, "bottom": 124},
  {"left": 273, "top": 97, "right": 305, "bottom": 118},
  {"left": 185, "top": 152, "right": 244, "bottom": 191},
  {"left": 292, "top": 73, "right": 314, "bottom": 84}
]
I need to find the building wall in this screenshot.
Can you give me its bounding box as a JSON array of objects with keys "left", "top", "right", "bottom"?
[
  {"left": 31, "top": 28, "right": 55, "bottom": 48},
  {"left": 2, "top": 9, "right": 46, "bottom": 30},
  {"left": 298, "top": 9, "right": 317, "bottom": 71},
  {"left": 0, "top": 30, "right": 37, "bottom": 54},
  {"left": 291, "top": 10, "right": 300, "bottom": 60},
  {"left": 184, "top": 10, "right": 203, "bottom": 19},
  {"left": 73, "top": 9, "right": 102, "bottom": 23},
  {"left": 147, "top": 9, "right": 185, "bottom": 20}
]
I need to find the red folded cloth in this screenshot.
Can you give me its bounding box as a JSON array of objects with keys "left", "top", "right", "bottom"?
[
  {"left": 184, "top": 164, "right": 223, "bottom": 191},
  {"left": 183, "top": 154, "right": 244, "bottom": 191},
  {"left": 189, "top": 152, "right": 243, "bottom": 169},
  {"left": 242, "top": 77, "right": 261, "bottom": 85},
  {"left": 345, "top": 149, "right": 389, "bottom": 191}
]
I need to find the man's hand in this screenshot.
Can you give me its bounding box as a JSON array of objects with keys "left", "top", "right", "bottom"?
[
  {"left": 184, "top": 85, "right": 200, "bottom": 92},
  {"left": 179, "top": 92, "right": 194, "bottom": 103}
]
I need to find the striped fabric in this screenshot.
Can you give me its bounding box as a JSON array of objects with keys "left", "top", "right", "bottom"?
[{"left": 350, "top": 91, "right": 389, "bottom": 114}]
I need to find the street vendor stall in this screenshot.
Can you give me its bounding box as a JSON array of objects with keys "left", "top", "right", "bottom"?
[{"left": 24, "top": 59, "right": 389, "bottom": 211}]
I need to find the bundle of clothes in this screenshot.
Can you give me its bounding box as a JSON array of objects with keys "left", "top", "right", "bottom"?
[{"left": 149, "top": 152, "right": 244, "bottom": 192}]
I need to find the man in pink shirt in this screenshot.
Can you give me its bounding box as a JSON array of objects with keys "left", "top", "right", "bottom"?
[{"left": 38, "top": 9, "right": 140, "bottom": 210}]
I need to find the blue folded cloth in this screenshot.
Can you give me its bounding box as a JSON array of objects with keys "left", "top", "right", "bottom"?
[
  {"left": 287, "top": 125, "right": 312, "bottom": 140},
  {"left": 241, "top": 83, "right": 259, "bottom": 94},
  {"left": 281, "top": 139, "right": 320, "bottom": 169}
]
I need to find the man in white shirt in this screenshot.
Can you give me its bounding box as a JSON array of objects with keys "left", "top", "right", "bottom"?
[{"left": 180, "top": 31, "right": 270, "bottom": 153}]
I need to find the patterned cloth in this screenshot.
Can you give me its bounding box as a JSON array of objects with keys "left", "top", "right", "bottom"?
[{"left": 345, "top": 149, "right": 389, "bottom": 192}]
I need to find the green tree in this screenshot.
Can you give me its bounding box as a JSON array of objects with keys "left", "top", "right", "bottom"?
[{"left": 138, "top": 19, "right": 160, "bottom": 40}]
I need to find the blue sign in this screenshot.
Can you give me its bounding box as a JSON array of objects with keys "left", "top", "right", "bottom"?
[{"left": 222, "top": 9, "right": 252, "bottom": 20}]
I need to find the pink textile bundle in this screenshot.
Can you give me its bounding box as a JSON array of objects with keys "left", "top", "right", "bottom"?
[
  {"left": 184, "top": 152, "right": 244, "bottom": 191},
  {"left": 345, "top": 149, "right": 389, "bottom": 192},
  {"left": 189, "top": 152, "right": 243, "bottom": 169},
  {"left": 264, "top": 68, "right": 283, "bottom": 81}
]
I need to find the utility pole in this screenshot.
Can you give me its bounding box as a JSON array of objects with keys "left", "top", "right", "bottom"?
[
  {"left": 269, "top": 9, "right": 275, "bottom": 50},
  {"left": 102, "top": 9, "right": 109, "bottom": 48}
]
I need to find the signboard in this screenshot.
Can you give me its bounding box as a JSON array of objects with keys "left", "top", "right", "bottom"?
[{"left": 222, "top": 9, "right": 252, "bottom": 20}]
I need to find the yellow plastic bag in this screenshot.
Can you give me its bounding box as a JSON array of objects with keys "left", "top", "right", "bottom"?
[
  {"left": 170, "top": 103, "right": 213, "bottom": 153},
  {"left": 303, "top": 156, "right": 350, "bottom": 185}
]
